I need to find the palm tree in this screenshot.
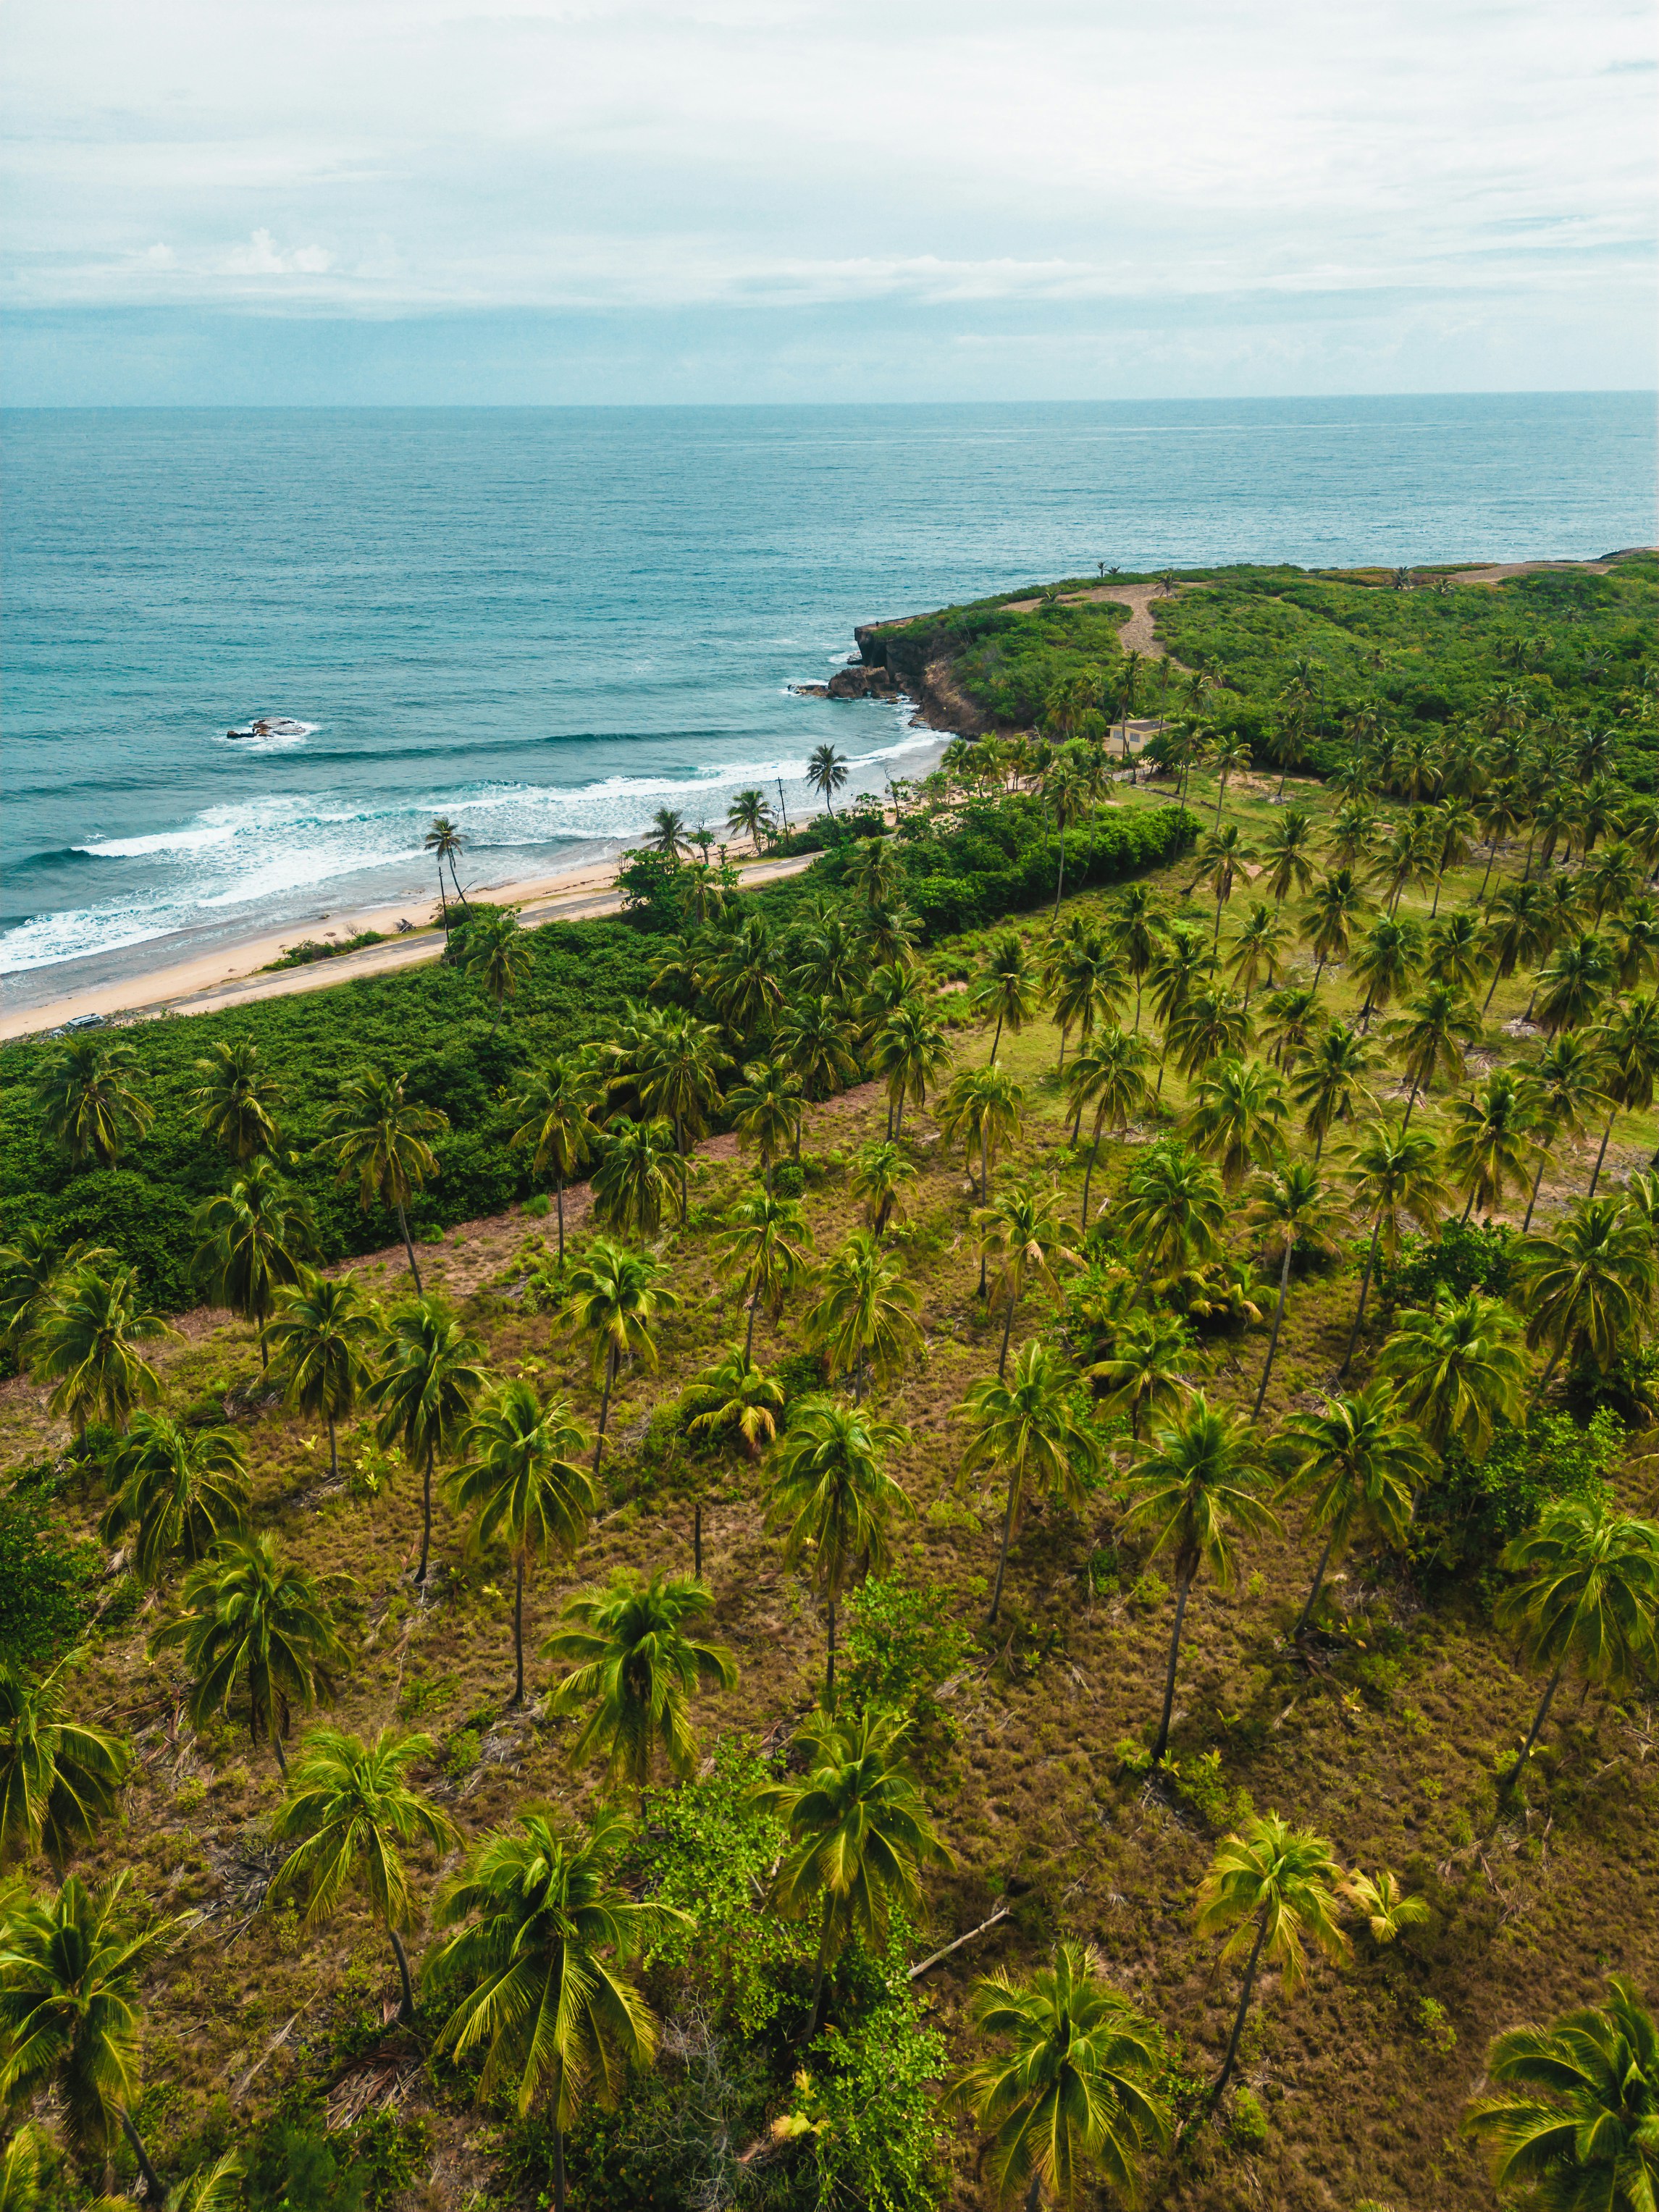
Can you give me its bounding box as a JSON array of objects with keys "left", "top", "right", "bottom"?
[
  {"left": 99, "top": 1412, "right": 249, "bottom": 1582},
  {"left": 1165, "top": 983, "right": 1251, "bottom": 1081},
  {"left": 1290, "top": 1022, "right": 1378, "bottom": 1160},
  {"left": 268, "top": 1268, "right": 378, "bottom": 1485},
  {"left": 1193, "top": 823, "right": 1256, "bottom": 945},
  {"left": 369, "top": 1295, "right": 490, "bottom": 1584},
  {"left": 0, "top": 1872, "right": 184, "bottom": 2198},
  {"left": 1086, "top": 1314, "right": 1198, "bottom": 1444},
  {"left": 191, "top": 1038, "right": 283, "bottom": 1159},
  {"left": 1105, "top": 883, "right": 1162, "bottom": 1031},
  {"left": 0, "top": 1659, "right": 130, "bottom": 1870},
  {"left": 1246, "top": 1163, "right": 1343, "bottom": 1418},
  {"left": 560, "top": 1237, "right": 677, "bottom": 1476},
  {"left": 869, "top": 1002, "right": 952, "bottom": 1139},
  {"left": 1065, "top": 1029, "right": 1154, "bottom": 1227},
  {"left": 1274, "top": 1385, "right": 1428, "bottom": 1633},
  {"left": 424, "top": 816, "right": 470, "bottom": 920},
  {"left": 1442, "top": 1069, "right": 1538, "bottom": 1222},
  {"left": 1376, "top": 1290, "right": 1528, "bottom": 1453},
  {"left": 766, "top": 1395, "right": 912, "bottom": 1704},
  {"left": 1259, "top": 984, "right": 1324, "bottom": 1074},
  {"left": 193, "top": 1155, "right": 314, "bottom": 1370},
  {"left": 1194, "top": 1814, "right": 1348, "bottom": 2100},
  {"left": 30, "top": 1263, "right": 167, "bottom": 1438},
  {"left": 940, "top": 1062, "right": 1027, "bottom": 1203},
  {"left": 151, "top": 1531, "right": 346, "bottom": 1774},
  {"left": 459, "top": 907, "right": 531, "bottom": 1027},
  {"left": 726, "top": 786, "right": 775, "bottom": 850},
  {"left": 750, "top": 1707, "right": 950, "bottom": 2034},
  {"left": 1125, "top": 1397, "right": 1278, "bottom": 1761},
  {"left": 849, "top": 1138, "right": 918, "bottom": 1239},
  {"left": 591, "top": 1114, "right": 680, "bottom": 1235},
  {"left": 679, "top": 1347, "right": 784, "bottom": 1568},
  {"left": 618, "top": 1004, "right": 733, "bottom": 1177},
  {"left": 645, "top": 807, "right": 689, "bottom": 859},
  {"left": 957, "top": 1342, "right": 1098, "bottom": 1625},
  {"left": 1302, "top": 867, "right": 1370, "bottom": 990},
  {"left": 949, "top": 1944, "right": 1170, "bottom": 2210},
  {"left": 316, "top": 1065, "right": 448, "bottom": 1290},
  {"left": 1205, "top": 732, "right": 1252, "bottom": 824},
  {"left": 1146, "top": 922, "right": 1214, "bottom": 1095},
  {"left": 270, "top": 1725, "right": 460, "bottom": 2023},
  {"left": 425, "top": 1808, "right": 682, "bottom": 2212},
  {"left": 728, "top": 1059, "right": 802, "bottom": 1187},
  {"left": 1424, "top": 909, "right": 1487, "bottom": 997},
  {"left": 1350, "top": 913, "right": 1421, "bottom": 1030},
  {"left": 1227, "top": 901, "right": 1288, "bottom": 1007},
  {"left": 1338, "top": 1116, "right": 1454, "bottom": 1377},
  {"left": 1259, "top": 806, "right": 1319, "bottom": 906},
  {"left": 1386, "top": 983, "right": 1482, "bottom": 1122},
  {"left": 507, "top": 1058, "right": 600, "bottom": 1265},
  {"left": 1117, "top": 1141, "right": 1227, "bottom": 1286},
  {"left": 775, "top": 994, "right": 859, "bottom": 1101},
  {"left": 545, "top": 1570, "right": 737, "bottom": 1804},
  {"left": 1345, "top": 1866, "right": 1430, "bottom": 1948},
  {"left": 717, "top": 1189, "right": 813, "bottom": 1359},
  {"left": 1495, "top": 1499, "right": 1659, "bottom": 1796},
  {"left": 1462, "top": 1975, "right": 1659, "bottom": 2206},
  {"left": 806, "top": 743, "right": 849, "bottom": 818},
  {"left": 451, "top": 1382, "right": 597, "bottom": 1704},
  {"left": 974, "top": 1182, "right": 1080, "bottom": 1377},
  {"left": 1534, "top": 931, "right": 1616, "bottom": 1036},
  {"left": 804, "top": 1229, "right": 922, "bottom": 1398},
  {"left": 1047, "top": 926, "right": 1126, "bottom": 1074},
  {"left": 1479, "top": 878, "right": 1553, "bottom": 1013},
  {"left": 33, "top": 1038, "right": 154, "bottom": 1169},
  {"left": 1519, "top": 1033, "right": 1609, "bottom": 1229},
  {"left": 843, "top": 832, "right": 903, "bottom": 908},
  {"left": 0, "top": 1224, "right": 98, "bottom": 1358},
  {"left": 1587, "top": 990, "right": 1659, "bottom": 1195},
  {"left": 1183, "top": 1054, "right": 1289, "bottom": 1193},
  {"left": 1514, "top": 1197, "right": 1659, "bottom": 1407},
  {"left": 971, "top": 930, "right": 1043, "bottom": 1058}
]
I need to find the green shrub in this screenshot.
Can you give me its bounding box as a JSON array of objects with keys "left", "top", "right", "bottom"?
[
  {"left": 1414, "top": 1409, "right": 1622, "bottom": 1575},
  {"left": 1227, "top": 2087, "right": 1271, "bottom": 2151},
  {"left": 770, "top": 1158, "right": 806, "bottom": 1200},
  {"left": 845, "top": 1575, "right": 976, "bottom": 1725},
  {"left": 0, "top": 1492, "right": 98, "bottom": 1667}
]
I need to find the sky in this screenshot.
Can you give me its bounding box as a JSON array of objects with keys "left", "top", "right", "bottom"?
[{"left": 3, "top": 0, "right": 1656, "bottom": 405}]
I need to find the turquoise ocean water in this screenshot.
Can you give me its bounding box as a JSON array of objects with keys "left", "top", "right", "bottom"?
[{"left": 2, "top": 395, "right": 1653, "bottom": 1011}]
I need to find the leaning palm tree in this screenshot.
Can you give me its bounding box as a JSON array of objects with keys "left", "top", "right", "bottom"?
[
  {"left": 1066, "top": 1028, "right": 1155, "bottom": 1227},
  {"left": 1385, "top": 983, "right": 1482, "bottom": 1122},
  {"left": 267, "top": 1268, "right": 378, "bottom": 1485},
  {"left": 316, "top": 1064, "right": 448, "bottom": 1290},
  {"left": 1183, "top": 1054, "right": 1290, "bottom": 1193},
  {"left": 191, "top": 1037, "right": 283, "bottom": 1160},
  {"left": 507, "top": 1058, "right": 602, "bottom": 1265},
  {"left": 869, "top": 1001, "right": 954, "bottom": 1139},
  {"left": 450, "top": 1382, "right": 597, "bottom": 1704},
  {"left": 1337, "top": 1116, "right": 1454, "bottom": 1378},
  {"left": 806, "top": 743, "right": 850, "bottom": 818},
  {"left": 1515, "top": 1196, "right": 1659, "bottom": 1408},
  {"left": 30, "top": 1263, "right": 167, "bottom": 1439},
  {"left": 1518, "top": 1033, "right": 1610, "bottom": 1230},
  {"left": 1125, "top": 1397, "right": 1279, "bottom": 1762},
  {"left": 0, "top": 1872, "right": 185, "bottom": 2200},
  {"left": 1274, "top": 1385, "right": 1429, "bottom": 1633},
  {"left": 1495, "top": 1499, "right": 1659, "bottom": 1799},
  {"left": 271, "top": 1725, "right": 461, "bottom": 2024},
  {"left": 0, "top": 1659, "right": 130, "bottom": 1871},
  {"left": 949, "top": 1943, "right": 1171, "bottom": 2211},
  {"left": 368, "top": 1295, "right": 490, "bottom": 1584},
  {"left": 424, "top": 815, "right": 470, "bottom": 920},
  {"left": 971, "top": 930, "right": 1043, "bottom": 1058},
  {"left": 192, "top": 1155, "right": 314, "bottom": 1370},
  {"left": 804, "top": 1229, "right": 922, "bottom": 1399},
  {"left": 1245, "top": 1163, "right": 1344, "bottom": 1418},
  {"left": 849, "top": 1140, "right": 918, "bottom": 1239},
  {"left": 716, "top": 1189, "right": 813, "bottom": 1359},
  {"left": 1587, "top": 988, "right": 1659, "bottom": 1195},
  {"left": 1290, "top": 1021, "right": 1379, "bottom": 1160},
  {"left": 1194, "top": 1814, "right": 1348, "bottom": 2100},
  {"left": 750, "top": 1707, "right": 951, "bottom": 2035},
  {"left": 150, "top": 1531, "right": 347, "bottom": 1775},
  {"left": 33, "top": 1038, "right": 154, "bottom": 1169},
  {"left": 957, "top": 1341, "right": 1098, "bottom": 1625},
  {"left": 974, "top": 1182, "right": 1080, "bottom": 1377},
  {"left": 1462, "top": 1975, "right": 1659, "bottom": 2208},
  {"left": 425, "top": 1807, "right": 684, "bottom": 2212},
  {"left": 1442, "top": 1069, "right": 1538, "bottom": 1222},
  {"left": 1350, "top": 913, "right": 1421, "bottom": 1031},
  {"left": 99, "top": 1413, "right": 250, "bottom": 1582},
  {"left": 1375, "top": 1290, "right": 1529, "bottom": 1455},
  {"left": 545, "top": 1570, "right": 737, "bottom": 1805},
  {"left": 559, "top": 1237, "right": 678, "bottom": 1476},
  {"left": 728, "top": 1059, "right": 802, "bottom": 1189},
  {"left": 766, "top": 1395, "right": 912, "bottom": 1705}
]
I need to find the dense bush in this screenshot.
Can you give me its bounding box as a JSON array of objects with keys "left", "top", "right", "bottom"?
[
  {"left": 1412, "top": 1409, "right": 1625, "bottom": 1576},
  {"left": 0, "top": 1487, "right": 98, "bottom": 1666}
]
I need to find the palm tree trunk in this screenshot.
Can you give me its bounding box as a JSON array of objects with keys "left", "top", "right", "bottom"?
[
  {"left": 397, "top": 1203, "right": 424, "bottom": 1293},
  {"left": 549, "top": 2057, "right": 568, "bottom": 2212},
  {"left": 744, "top": 1291, "right": 760, "bottom": 1361},
  {"left": 1479, "top": 838, "right": 1498, "bottom": 901},
  {"left": 1211, "top": 1910, "right": 1269, "bottom": 2101},
  {"left": 1526, "top": 1338, "right": 1566, "bottom": 1415},
  {"left": 987, "top": 1468, "right": 1020, "bottom": 1626},
  {"left": 512, "top": 1555, "right": 526, "bottom": 1704},
  {"left": 806, "top": 1893, "right": 836, "bottom": 2038},
  {"left": 389, "top": 1926, "right": 416, "bottom": 2024},
  {"left": 1081, "top": 1136, "right": 1100, "bottom": 1230},
  {"left": 1293, "top": 1530, "right": 1337, "bottom": 1636},
  {"left": 1522, "top": 1140, "right": 1553, "bottom": 1232},
  {"left": 1151, "top": 1565, "right": 1194, "bottom": 1762},
  {"left": 418, "top": 1442, "right": 434, "bottom": 1583},
  {"left": 982, "top": 1127, "right": 993, "bottom": 1207},
  {"left": 1587, "top": 1106, "right": 1618, "bottom": 1197},
  {"left": 1482, "top": 964, "right": 1505, "bottom": 1016},
  {"left": 556, "top": 1182, "right": 566, "bottom": 1267},
  {"left": 990, "top": 1009, "right": 1005, "bottom": 1061},
  {"left": 327, "top": 1415, "right": 338, "bottom": 1485},
  {"left": 1502, "top": 1657, "right": 1566, "bottom": 1799},
  {"left": 593, "top": 1347, "right": 617, "bottom": 1477},
  {"left": 997, "top": 1290, "right": 1017, "bottom": 1379},
  {"left": 1339, "top": 1211, "right": 1385, "bottom": 1379},
  {"left": 434, "top": 864, "right": 450, "bottom": 929},
  {"left": 1252, "top": 1235, "right": 1294, "bottom": 1419},
  {"left": 119, "top": 2108, "right": 167, "bottom": 2203},
  {"left": 825, "top": 1597, "right": 837, "bottom": 1710},
  {"left": 694, "top": 1500, "right": 702, "bottom": 1578},
  {"left": 1052, "top": 836, "right": 1067, "bottom": 922},
  {"left": 449, "top": 855, "right": 470, "bottom": 913}
]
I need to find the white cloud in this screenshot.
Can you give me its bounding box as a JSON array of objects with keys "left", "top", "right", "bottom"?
[{"left": 217, "top": 228, "right": 334, "bottom": 277}]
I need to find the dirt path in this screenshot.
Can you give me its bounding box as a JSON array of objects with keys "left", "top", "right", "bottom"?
[
  {"left": 1447, "top": 557, "right": 1625, "bottom": 588},
  {"left": 999, "top": 580, "right": 1187, "bottom": 656}
]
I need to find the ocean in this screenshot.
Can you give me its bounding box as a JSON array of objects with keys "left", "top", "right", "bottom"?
[{"left": 2, "top": 394, "right": 1653, "bottom": 1012}]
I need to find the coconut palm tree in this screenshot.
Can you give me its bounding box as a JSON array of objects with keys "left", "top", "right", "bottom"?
[
  {"left": 949, "top": 1943, "right": 1171, "bottom": 2211},
  {"left": 1442, "top": 1069, "right": 1538, "bottom": 1222},
  {"left": 1344, "top": 1866, "right": 1430, "bottom": 1948},
  {"left": 451, "top": 1382, "right": 597, "bottom": 1704},
  {"left": 369, "top": 1295, "right": 490, "bottom": 1583},
  {"left": 1533, "top": 931, "right": 1616, "bottom": 1036},
  {"left": 750, "top": 1707, "right": 950, "bottom": 2034},
  {"left": 791, "top": 904, "right": 864, "bottom": 1003},
  {"left": 1461, "top": 1975, "right": 1659, "bottom": 2206},
  {"left": 717, "top": 1189, "right": 813, "bottom": 1359},
  {"left": 316, "top": 1064, "right": 448, "bottom": 1290},
  {"left": 1065, "top": 1028, "right": 1155, "bottom": 1227},
  {"left": 618, "top": 1004, "right": 733, "bottom": 1177},
  {"left": 591, "top": 1115, "right": 680, "bottom": 1236},
  {"left": 645, "top": 807, "right": 690, "bottom": 859},
  {"left": 939, "top": 1063, "right": 1028, "bottom": 1203},
  {"left": 268, "top": 1267, "right": 379, "bottom": 1485},
  {"left": 1259, "top": 807, "right": 1319, "bottom": 907},
  {"left": 1514, "top": 1197, "right": 1659, "bottom": 1407},
  {"left": 870, "top": 1001, "right": 953, "bottom": 1140},
  {"left": 1193, "top": 823, "right": 1256, "bottom": 946},
  {"left": 805, "top": 1229, "right": 921, "bottom": 1398},
  {"left": 1259, "top": 983, "right": 1324, "bottom": 1074},
  {"left": 560, "top": 1237, "right": 677, "bottom": 1476},
  {"left": 1291, "top": 1022, "right": 1379, "bottom": 1159},
  {"left": 728, "top": 1060, "right": 802, "bottom": 1188},
  {"left": 1350, "top": 913, "right": 1421, "bottom": 1031},
  {"left": 456, "top": 907, "right": 530, "bottom": 1027},
  {"left": 725, "top": 787, "right": 776, "bottom": 850},
  {"left": 1226, "top": 901, "right": 1288, "bottom": 1008},
  {"left": 1246, "top": 1163, "right": 1344, "bottom": 1418},
  {"left": 806, "top": 744, "right": 849, "bottom": 818},
  {"left": 1126, "top": 1397, "right": 1278, "bottom": 1762},
  {"left": 30, "top": 1263, "right": 167, "bottom": 1439},
  {"left": 1146, "top": 922, "right": 1214, "bottom": 1096},
  {"left": 1495, "top": 1499, "right": 1659, "bottom": 1798},
  {"left": 1194, "top": 1814, "right": 1348, "bottom": 2100},
  {"left": 767, "top": 1395, "right": 911, "bottom": 1704},
  {"left": 151, "top": 1532, "right": 346, "bottom": 1775},
  {"left": 99, "top": 1413, "right": 249, "bottom": 1583},
  {"left": 974, "top": 1182, "right": 1080, "bottom": 1377},
  {"left": 0, "top": 1872, "right": 185, "bottom": 2198},
  {"left": 1302, "top": 867, "right": 1371, "bottom": 990},
  {"left": 1336, "top": 1115, "right": 1454, "bottom": 1378},
  {"left": 507, "top": 1058, "right": 601, "bottom": 1265},
  {"left": 1274, "top": 1385, "right": 1429, "bottom": 1633},
  {"left": 850, "top": 1138, "right": 919, "bottom": 1240},
  {"left": 1518, "top": 1033, "right": 1609, "bottom": 1229},
  {"left": 679, "top": 1347, "right": 784, "bottom": 1568},
  {"left": 774, "top": 994, "right": 860, "bottom": 1101},
  {"left": 1327, "top": 797, "right": 1381, "bottom": 870},
  {"left": 1183, "top": 1055, "right": 1290, "bottom": 1193},
  {"left": 1386, "top": 983, "right": 1482, "bottom": 1122},
  {"left": 1105, "top": 883, "right": 1163, "bottom": 1033},
  {"left": 1165, "top": 984, "right": 1251, "bottom": 1081},
  {"left": 193, "top": 1156, "right": 314, "bottom": 1370},
  {"left": 1423, "top": 909, "right": 1487, "bottom": 999},
  {"left": 844, "top": 832, "right": 904, "bottom": 909},
  {"left": 1205, "top": 732, "right": 1253, "bottom": 825},
  {"left": 271, "top": 1725, "right": 460, "bottom": 2023},
  {"left": 425, "top": 1808, "right": 682, "bottom": 2212},
  {"left": 191, "top": 1038, "right": 283, "bottom": 1160},
  {"left": 1376, "top": 1290, "right": 1528, "bottom": 1454},
  {"left": 1587, "top": 990, "right": 1659, "bottom": 1195},
  {"left": 424, "top": 816, "right": 470, "bottom": 920},
  {"left": 1479, "top": 878, "right": 1553, "bottom": 1013},
  {"left": 971, "top": 931, "right": 1043, "bottom": 1058},
  {"left": 1117, "top": 1141, "right": 1227, "bottom": 1287},
  {"left": 0, "top": 1659, "right": 130, "bottom": 1871},
  {"left": 957, "top": 1341, "right": 1097, "bottom": 1625},
  {"left": 1086, "top": 1314, "right": 1198, "bottom": 1444},
  {"left": 33, "top": 1038, "right": 154, "bottom": 1169},
  {"left": 545, "top": 1571, "right": 736, "bottom": 1805},
  {"left": 0, "top": 1226, "right": 98, "bottom": 1359}
]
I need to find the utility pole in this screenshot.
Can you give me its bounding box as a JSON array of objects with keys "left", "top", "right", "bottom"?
[{"left": 776, "top": 777, "right": 791, "bottom": 838}]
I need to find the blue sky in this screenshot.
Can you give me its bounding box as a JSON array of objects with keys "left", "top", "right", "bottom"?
[{"left": 4, "top": 0, "right": 1655, "bottom": 405}]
